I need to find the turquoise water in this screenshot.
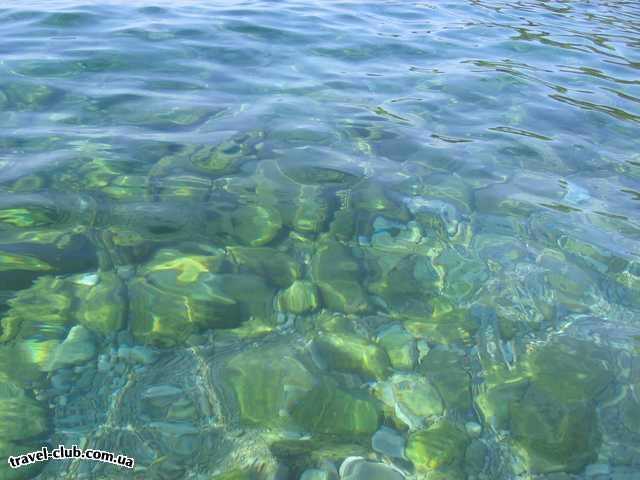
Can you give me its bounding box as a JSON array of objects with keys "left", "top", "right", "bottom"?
[{"left": 0, "top": 1, "right": 639, "bottom": 478}]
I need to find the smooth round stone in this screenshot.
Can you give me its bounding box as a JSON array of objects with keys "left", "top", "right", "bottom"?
[
  {"left": 339, "top": 457, "right": 404, "bottom": 480},
  {"left": 300, "top": 469, "right": 331, "bottom": 480},
  {"left": 372, "top": 426, "right": 406, "bottom": 459}
]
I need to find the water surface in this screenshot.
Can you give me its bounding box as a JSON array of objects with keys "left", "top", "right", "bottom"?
[{"left": 0, "top": 1, "right": 639, "bottom": 479}]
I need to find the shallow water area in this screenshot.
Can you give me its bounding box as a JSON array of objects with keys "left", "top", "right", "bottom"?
[{"left": 0, "top": 0, "right": 640, "bottom": 479}]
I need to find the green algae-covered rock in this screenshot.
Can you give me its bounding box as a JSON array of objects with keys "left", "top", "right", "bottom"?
[
  {"left": 374, "top": 373, "right": 443, "bottom": 430},
  {"left": 230, "top": 204, "right": 282, "bottom": 247},
  {"left": 0, "top": 231, "right": 97, "bottom": 290},
  {"left": 0, "top": 439, "right": 46, "bottom": 480},
  {"left": 254, "top": 159, "right": 301, "bottom": 227},
  {"left": 510, "top": 385, "right": 601, "bottom": 473},
  {"left": 46, "top": 325, "right": 96, "bottom": 371},
  {"left": 0, "top": 277, "right": 73, "bottom": 376},
  {"left": 151, "top": 131, "right": 264, "bottom": 177},
  {"left": 130, "top": 250, "right": 248, "bottom": 346},
  {"left": 475, "top": 339, "right": 608, "bottom": 474},
  {"left": 0, "top": 251, "right": 54, "bottom": 291},
  {"left": 193, "top": 131, "right": 264, "bottom": 173},
  {"left": 293, "top": 186, "right": 331, "bottom": 234},
  {"left": 0, "top": 344, "right": 52, "bottom": 387},
  {"left": 367, "top": 253, "right": 438, "bottom": 321},
  {"left": 2, "top": 82, "right": 61, "bottom": 110},
  {"left": 153, "top": 174, "right": 211, "bottom": 202},
  {"left": 0, "top": 382, "right": 48, "bottom": 442},
  {"left": 71, "top": 271, "right": 125, "bottom": 336},
  {"left": 277, "top": 280, "right": 319, "bottom": 314},
  {"left": 129, "top": 275, "right": 240, "bottom": 347},
  {"left": 0, "top": 195, "right": 98, "bottom": 281},
  {"left": 525, "top": 339, "right": 611, "bottom": 403},
  {"left": 215, "top": 273, "right": 276, "bottom": 322},
  {"left": 224, "top": 346, "right": 315, "bottom": 428},
  {"left": 376, "top": 325, "right": 417, "bottom": 370},
  {"left": 328, "top": 208, "right": 357, "bottom": 242},
  {"left": 222, "top": 337, "right": 380, "bottom": 440},
  {"left": 405, "top": 308, "right": 478, "bottom": 346},
  {"left": 406, "top": 420, "right": 469, "bottom": 471},
  {"left": 475, "top": 379, "right": 529, "bottom": 431},
  {"left": 351, "top": 181, "right": 411, "bottom": 225},
  {"left": 101, "top": 174, "right": 149, "bottom": 200},
  {"left": 61, "top": 155, "right": 149, "bottom": 199},
  {"left": 313, "top": 333, "right": 391, "bottom": 380},
  {"left": 228, "top": 246, "right": 300, "bottom": 288},
  {"left": 311, "top": 242, "right": 368, "bottom": 313},
  {"left": 418, "top": 349, "right": 471, "bottom": 412},
  {"left": 370, "top": 219, "right": 423, "bottom": 254},
  {"left": 290, "top": 377, "right": 380, "bottom": 436},
  {"left": 558, "top": 235, "right": 627, "bottom": 275},
  {"left": 277, "top": 149, "right": 362, "bottom": 187},
  {"left": 434, "top": 248, "right": 488, "bottom": 301}
]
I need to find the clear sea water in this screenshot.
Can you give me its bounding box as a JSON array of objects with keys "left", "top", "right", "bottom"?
[{"left": 0, "top": 1, "right": 639, "bottom": 479}]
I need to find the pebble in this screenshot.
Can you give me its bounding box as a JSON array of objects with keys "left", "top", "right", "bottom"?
[
  {"left": 300, "top": 469, "right": 331, "bottom": 480},
  {"left": 372, "top": 426, "right": 406, "bottom": 459},
  {"left": 339, "top": 458, "right": 404, "bottom": 480}
]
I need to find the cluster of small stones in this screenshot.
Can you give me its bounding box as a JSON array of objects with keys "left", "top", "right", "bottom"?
[{"left": 0, "top": 129, "right": 638, "bottom": 479}]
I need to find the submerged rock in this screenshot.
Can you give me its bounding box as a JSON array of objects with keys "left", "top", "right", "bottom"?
[
  {"left": 0, "top": 382, "right": 48, "bottom": 442},
  {"left": 228, "top": 246, "right": 300, "bottom": 288},
  {"left": 418, "top": 349, "right": 471, "bottom": 412},
  {"left": 0, "top": 439, "right": 46, "bottom": 479},
  {"left": 372, "top": 426, "right": 406, "bottom": 459},
  {"left": 150, "top": 130, "right": 264, "bottom": 177},
  {"left": 376, "top": 325, "right": 417, "bottom": 371},
  {"left": 374, "top": 373, "right": 443, "bottom": 430},
  {"left": 129, "top": 249, "right": 269, "bottom": 346},
  {"left": 289, "top": 377, "right": 380, "bottom": 437},
  {"left": 224, "top": 346, "right": 316, "bottom": 428},
  {"left": 510, "top": 385, "right": 601, "bottom": 473},
  {"left": 405, "top": 308, "right": 478, "bottom": 346},
  {"left": 229, "top": 204, "right": 283, "bottom": 247},
  {"left": 313, "top": 332, "right": 391, "bottom": 380},
  {"left": 475, "top": 338, "right": 609, "bottom": 474},
  {"left": 224, "top": 343, "right": 380, "bottom": 439},
  {"left": 277, "top": 280, "right": 319, "bottom": 314},
  {"left": 339, "top": 457, "right": 404, "bottom": 480},
  {"left": 293, "top": 186, "right": 331, "bottom": 234},
  {"left": 46, "top": 325, "right": 96, "bottom": 371},
  {"left": 405, "top": 420, "right": 469, "bottom": 472},
  {"left": 70, "top": 271, "right": 125, "bottom": 336},
  {"left": 311, "top": 242, "right": 368, "bottom": 314},
  {"left": 365, "top": 248, "right": 439, "bottom": 322}
]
